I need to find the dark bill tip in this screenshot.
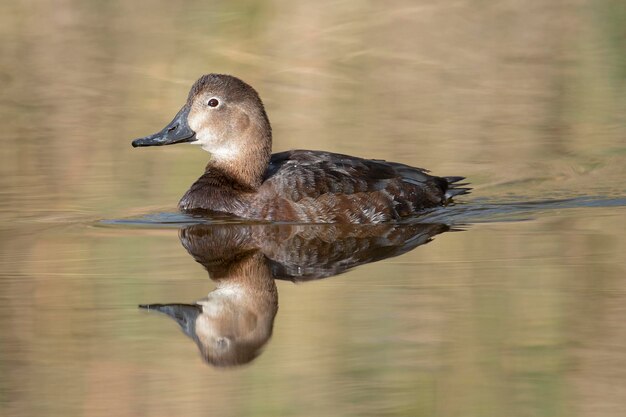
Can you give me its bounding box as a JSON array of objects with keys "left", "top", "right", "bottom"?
[
  {"left": 131, "top": 136, "right": 158, "bottom": 147},
  {"left": 131, "top": 134, "right": 197, "bottom": 147}
]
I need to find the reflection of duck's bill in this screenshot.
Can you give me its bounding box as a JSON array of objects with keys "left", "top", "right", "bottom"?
[
  {"left": 139, "top": 303, "right": 201, "bottom": 337},
  {"left": 131, "top": 106, "right": 197, "bottom": 147}
]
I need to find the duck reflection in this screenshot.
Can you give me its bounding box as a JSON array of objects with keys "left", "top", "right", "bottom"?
[{"left": 141, "top": 223, "right": 450, "bottom": 367}]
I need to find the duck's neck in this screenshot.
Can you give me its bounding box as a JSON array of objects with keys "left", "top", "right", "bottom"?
[
  {"left": 205, "top": 113, "right": 272, "bottom": 190},
  {"left": 211, "top": 251, "right": 277, "bottom": 296},
  {"left": 204, "top": 150, "right": 267, "bottom": 191}
]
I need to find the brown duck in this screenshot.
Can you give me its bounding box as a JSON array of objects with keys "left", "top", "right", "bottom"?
[{"left": 132, "top": 74, "right": 469, "bottom": 223}]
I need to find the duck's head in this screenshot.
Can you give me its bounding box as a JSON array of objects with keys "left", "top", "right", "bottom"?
[
  {"left": 140, "top": 297, "right": 275, "bottom": 367},
  {"left": 132, "top": 74, "right": 272, "bottom": 187}
]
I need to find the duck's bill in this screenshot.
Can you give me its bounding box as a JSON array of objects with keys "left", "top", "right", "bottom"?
[
  {"left": 139, "top": 303, "right": 202, "bottom": 337},
  {"left": 132, "top": 106, "right": 197, "bottom": 147}
]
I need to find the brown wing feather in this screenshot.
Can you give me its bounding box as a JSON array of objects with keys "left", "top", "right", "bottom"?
[{"left": 257, "top": 150, "right": 448, "bottom": 222}]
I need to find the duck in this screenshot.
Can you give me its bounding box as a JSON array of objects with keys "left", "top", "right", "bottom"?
[{"left": 131, "top": 74, "right": 469, "bottom": 223}]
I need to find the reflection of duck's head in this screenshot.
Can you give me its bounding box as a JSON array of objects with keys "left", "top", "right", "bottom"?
[
  {"left": 141, "top": 249, "right": 278, "bottom": 367},
  {"left": 140, "top": 302, "right": 267, "bottom": 366}
]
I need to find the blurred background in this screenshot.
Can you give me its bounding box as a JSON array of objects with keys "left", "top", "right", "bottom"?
[{"left": 0, "top": 0, "right": 625, "bottom": 416}]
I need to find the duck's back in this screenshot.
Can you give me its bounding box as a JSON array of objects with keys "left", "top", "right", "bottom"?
[{"left": 252, "top": 150, "right": 468, "bottom": 223}]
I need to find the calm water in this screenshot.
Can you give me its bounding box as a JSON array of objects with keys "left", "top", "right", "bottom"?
[{"left": 1, "top": 0, "right": 626, "bottom": 416}]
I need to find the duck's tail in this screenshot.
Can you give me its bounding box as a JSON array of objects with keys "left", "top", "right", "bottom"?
[{"left": 443, "top": 176, "right": 471, "bottom": 201}]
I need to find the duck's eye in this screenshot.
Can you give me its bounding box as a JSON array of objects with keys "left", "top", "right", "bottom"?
[{"left": 207, "top": 98, "right": 219, "bottom": 107}]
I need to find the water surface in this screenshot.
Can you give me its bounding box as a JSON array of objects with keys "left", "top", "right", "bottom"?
[{"left": 1, "top": 1, "right": 625, "bottom": 416}]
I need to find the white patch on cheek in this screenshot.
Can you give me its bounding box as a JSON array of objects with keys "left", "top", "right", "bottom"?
[
  {"left": 187, "top": 111, "right": 209, "bottom": 146},
  {"left": 186, "top": 107, "right": 241, "bottom": 160},
  {"left": 195, "top": 131, "right": 218, "bottom": 151},
  {"left": 192, "top": 131, "right": 240, "bottom": 159}
]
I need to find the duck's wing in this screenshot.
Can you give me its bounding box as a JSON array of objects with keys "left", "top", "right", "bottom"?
[
  {"left": 263, "top": 223, "right": 450, "bottom": 281},
  {"left": 259, "top": 150, "right": 468, "bottom": 222}
]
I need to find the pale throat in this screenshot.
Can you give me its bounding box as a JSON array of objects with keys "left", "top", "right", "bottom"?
[
  {"left": 196, "top": 133, "right": 242, "bottom": 162},
  {"left": 187, "top": 114, "right": 269, "bottom": 188},
  {"left": 192, "top": 133, "right": 266, "bottom": 189}
]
